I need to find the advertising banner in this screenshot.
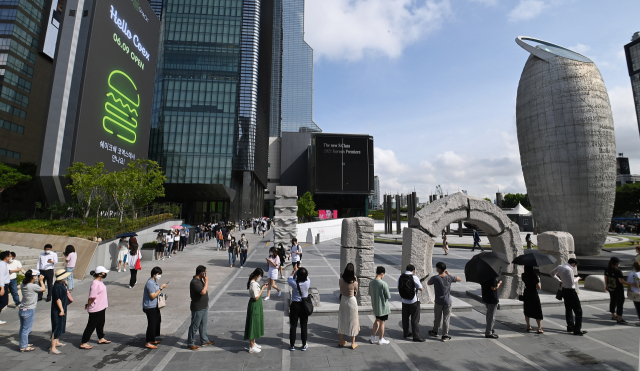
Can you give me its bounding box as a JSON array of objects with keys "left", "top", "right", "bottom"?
[
  {"left": 72, "top": 0, "right": 159, "bottom": 171},
  {"left": 318, "top": 210, "right": 338, "bottom": 220},
  {"left": 315, "top": 134, "right": 374, "bottom": 194}
]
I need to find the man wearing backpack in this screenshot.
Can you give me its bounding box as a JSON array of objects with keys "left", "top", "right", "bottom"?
[
  {"left": 397, "top": 264, "right": 426, "bottom": 342},
  {"left": 239, "top": 234, "right": 249, "bottom": 268}
]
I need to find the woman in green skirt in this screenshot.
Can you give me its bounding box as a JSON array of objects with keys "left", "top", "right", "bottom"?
[{"left": 245, "top": 268, "right": 268, "bottom": 353}]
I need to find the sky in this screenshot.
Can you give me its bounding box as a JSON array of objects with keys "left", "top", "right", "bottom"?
[{"left": 303, "top": 0, "right": 640, "bottom": 201}]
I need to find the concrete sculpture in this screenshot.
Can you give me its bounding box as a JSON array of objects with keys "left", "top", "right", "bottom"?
[
  {"left": 411, "top": 192, "right": 523, "bottom": 299},
  {"left": 340, "top": 217, "right": 375, "bottom": 306},
  {"left": 515, "top": 37, "right": 616, "bottom": 256},
  {"left": 536, "top": 231, "right": 578, "bottom": 293},
  {"left": 273, "top": 186, "right": 298, "bottom": 246}
]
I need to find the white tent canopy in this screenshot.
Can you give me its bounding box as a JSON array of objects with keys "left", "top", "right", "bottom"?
[{"left": 505, "top": 203, "right": 531, "bottom": 216}]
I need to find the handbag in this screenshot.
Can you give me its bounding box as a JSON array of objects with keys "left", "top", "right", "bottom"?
[
  {"left": 297, "top": 281, "right": 313, "bottom": 316},
  {"left": 158, "top": 293, "right": 166, "bottom": 309},
  {"left": 134, "top": 251, "right": 141, "bottom": 270},
  {"left": 555, "top": 289, "right": 563, "bottom": 301},
  {"left": 67, "top": 290, "right": 74, "bottom": 304}
]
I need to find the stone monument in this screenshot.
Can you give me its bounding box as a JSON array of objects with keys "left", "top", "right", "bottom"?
[
  {"left": 515, "top": 37, "right": 616, "bottom": 256},
  {"left": 536, "top": 231, "right": 578, "bottom": 293},
  {"left": 340, "top": 217, "right": 374, "bottom": 306},
  {"left": 274, "top": 186, "right": 298, "bottom": 246}
]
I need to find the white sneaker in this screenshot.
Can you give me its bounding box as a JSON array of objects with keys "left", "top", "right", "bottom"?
[
  {"left": 0, "top": 320, "right": 6, "bottom": 325},
  {"left": 370, "top": 336, "right": 377, "bottom": 344},
  {"left": 278, "top": 291, "right": 282, "bottom": 297},
  {"left": 254, "top": 344, "right": 262, "bottom": 349},
  {"left": 117, "top": 269, "right": 121, "bottom": 273},
  {"left": 378, "top": 338, "right": 390, "bottom": 345},
  {"left": 264, "top": 297, "right": 270, "bottom": 301},
  {"left": 249, "top": 346, "right": 261, "bottom": 353}
]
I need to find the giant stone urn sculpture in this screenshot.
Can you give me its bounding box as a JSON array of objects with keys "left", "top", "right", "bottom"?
[{"left": 515, "top": 37, "right": 616, "bottom": 256}]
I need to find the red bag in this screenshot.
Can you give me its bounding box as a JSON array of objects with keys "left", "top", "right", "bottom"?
[
  {"left": 134, "top": 251, "right": 141, "bottom": 270},
  {"left": 67, "top": 290, "right": 74, "bottom": 304}
]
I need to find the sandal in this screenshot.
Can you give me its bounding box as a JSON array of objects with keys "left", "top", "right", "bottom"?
[
  {"left": 20, "top": 347, "right": 35, "bottom": 352},
  {"left": 526, "top": 327, "right": 533, "bottom": 332},
  {"left": 537, "top": 329, "right": 544, "bottom": 334},
  {"left": 79, "top": 345, "right": 93, "bottom": 350},
  {"left": 98, "top": 340, "right": 112, "bottom": 344},
  {"left": 338, "top": 341, "right": 347, "bottom": 347}
]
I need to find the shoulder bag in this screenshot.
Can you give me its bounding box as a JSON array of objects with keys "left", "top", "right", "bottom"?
[
  {"left": 134, "top": 251, "right": 142, "bottom": 270},
  {"left": 158, "top": 293, "right": 167, "bottom": 309},
  {"left": 67, "top": 290, "right": 74, "bottom": 304},
  {"left": 297, "top": 281, "right": 314, "bottom": 316}
]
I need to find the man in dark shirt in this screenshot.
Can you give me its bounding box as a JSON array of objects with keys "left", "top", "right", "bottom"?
[
  {"left": 187, "top": 265, "right": 213, "bottom": 350},
  {"left": 481, "top": 277, "right": 502, "bottom": 339}
]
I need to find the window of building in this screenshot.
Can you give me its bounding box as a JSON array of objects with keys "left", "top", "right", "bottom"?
[
  {"left": 0, "top": 118, "right": 23, "bottom": 133},
  {"left": 0, "top": 101, "right": 26, "bottom": 118},
  {"left": 7, "top": 54, "right": 33, "bottom": 78},
  {"left": 523, "top": 219, "right": 529, "bottom": 225},
  {"left": 4, "top": 70, "right": 30, "bottom": 92},
  {"left": 1, "top": 86, "right": 28, "bottom": 107},
  {"left": 0, "top": 147, "right": 20, "bottom": 159}
]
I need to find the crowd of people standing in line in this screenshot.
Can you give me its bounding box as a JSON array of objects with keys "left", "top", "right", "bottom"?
[{"left": 4, "top": 233, "right": 640, "bottom": 355}]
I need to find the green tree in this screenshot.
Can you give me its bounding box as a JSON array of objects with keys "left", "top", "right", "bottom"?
[
  {"left": 297, "top": 192, "right": 318, "bottom": 222},
  {"left": 65, "top": 162, "right": 105, "bottom": 224},
  {"left": 103, "top": 170, "right": 135, "bottom": 223},
  {"left": 613, "top": 183, "right": 640, "bottom": 216},
  {"left": 0, "top": 162, "right": 31, "bottom": 194},
  {"left": 502, "top": 193, "right": 530, "bottom": 208},
  {"left": 126, "top": 159, "right": 166, "bottom": 214},
  {"left": 484, "top": 197, "right": 492, "bottom": 202}
]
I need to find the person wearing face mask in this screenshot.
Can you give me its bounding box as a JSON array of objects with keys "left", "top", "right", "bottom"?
[
  {"left": 18, "top": 269, "right": 45, "bottom": 352},
  {"left": 264, "top": 247, "right": 281, "bottom": 300},
  {"left": 7, "top": 251, "right": 23, "bottom": 307},
  {"left": 187, "top": 265, "right": 213, "bottom": 350},
  {"left": 229, "top": 237, "right": 239, "bottom": 268},
  {"left": 37, "top": 244, "right": 58, "bottom": 302},
  {"left": 0, "top": 251, "right": 11, "bottom": 324},
  {"left": 239, "top": 234, "right": 249, "bottom": 268},
  {"left": 80, "top": 267, "right": 111, "bottom": 349},
  {"left": 143, "top": 267, "right": 168, "bottom": 349}
]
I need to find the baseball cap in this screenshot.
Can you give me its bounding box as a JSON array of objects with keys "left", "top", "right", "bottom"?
[{"left": 95, "top": 266, "right": 110, "bottom": 274}]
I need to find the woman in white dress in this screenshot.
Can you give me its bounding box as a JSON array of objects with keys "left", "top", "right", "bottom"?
[
  {"left": 264, "top": 247, "right": 281, "bottom": 301},
  {"left": 338, "top": 263, "right": 360, "bottom": 349},
  {"left": 117, "top": 238, "right": 129, "bottom": 272}
]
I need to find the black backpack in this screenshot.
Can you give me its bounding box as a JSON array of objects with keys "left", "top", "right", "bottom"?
[{"left": 398, "top": 274, "right": 416, "bottom": 300}]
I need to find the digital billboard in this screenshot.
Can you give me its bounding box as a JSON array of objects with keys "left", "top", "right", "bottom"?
[
  {"left": 318, "top": 210, "right": 338, "bottom": 219},
  {"left": 72, "top": 0, "right": 159, "bottom": 171},
  {"left": 314, "top": 134, "right": 374, "bottom": 194}
]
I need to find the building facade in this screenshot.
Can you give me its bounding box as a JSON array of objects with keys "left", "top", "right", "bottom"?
[
  {"left": 149, "top": 0, "right": 273, "bottom": 222},
  {"left": 370, "top": 175, "right": 380, "bottom": 210},
  {"left": 0, "top": 0, "right": 55, "bottom": 167},
  {"left": 268, "top": 0, "right": 320, "bottom": 137},
  {"left": 625, "top": 32, "right": 640, "bottom": 138}
]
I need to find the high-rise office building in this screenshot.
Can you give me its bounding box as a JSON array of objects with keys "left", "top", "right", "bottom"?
[
  {"left": 625, "top": 32, "right": 640, "bottom": 137},
  {"left": 269, "top": 0, "right": 320, "bottom": 137},
  {"left": 0, "top": 0, "right": 55, "bottom": 167},
  {"left": 149, "top": 0, "right": 273, "bottom": 222},
  {"left": 370, "top": 175, "right": 380, "bottom": 210},
  {"left": 146, "top": 0, "right": 163, "bottom": 20}
]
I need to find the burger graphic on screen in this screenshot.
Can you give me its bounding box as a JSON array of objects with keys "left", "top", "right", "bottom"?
[{"left": 103, "top": 70, "right": 139, "bottom": 144}]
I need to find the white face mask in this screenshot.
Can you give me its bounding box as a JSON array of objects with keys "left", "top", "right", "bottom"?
[
  {"left": 9, "top": 259, "right": 14, "bottom": 263},
  {"left": 156, "top": 274, "right": 162, "bottom": 279}
]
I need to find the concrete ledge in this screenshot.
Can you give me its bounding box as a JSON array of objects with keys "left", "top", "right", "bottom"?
[
  {"left": 465, "top": 287, "right": 610, "bottom": 310},
  {"left": 0, "top": 231, "right": 97, "bottom": 280},
  {"left": 307, "top": 296, "right": 472, "bottom": 316}
]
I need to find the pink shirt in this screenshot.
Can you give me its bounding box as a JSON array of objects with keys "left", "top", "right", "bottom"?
[
  {"left": 87, "top": 280, "right": 108, "bottom": 313},
  {"left": 66, "top": 252, "right": 77, "bottom": 268}
]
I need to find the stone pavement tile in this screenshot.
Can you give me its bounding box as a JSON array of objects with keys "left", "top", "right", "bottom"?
[
  {"left": 290, "top": 355, "right": 330, "bottom": 368},
  {"left": 466, "top": 357, "right": 539, "bottom": 371},
  {"left": 418, "top": 359, "right": 480, "bottom": 371},
  {"left": 288, "top": 344, "right": 347, "bottom": 357},
  {"left": 327, "top": 354, "right": 367, "bottom": 368}
]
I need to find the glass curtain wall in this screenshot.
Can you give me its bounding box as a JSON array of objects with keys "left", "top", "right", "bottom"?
[{"left": 149, "top": 0, "right": 243, "bottom": 188}]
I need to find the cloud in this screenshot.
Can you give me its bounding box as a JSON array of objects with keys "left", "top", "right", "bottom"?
[
  {"left": 508, "top": 0, "right": 546, "bottom": 22},
  {"left": 374, "top": 145, "right": 524, "bottom": 202},
  {"left": 469, "top": 0, "right": 498, "bottom": 6},
  {"left": 568, "top": 43, "right": 590, "bottom": 55},
  {"left": 305, "top": 0, "right": 451, "bottom": 61},
  {"left": 610, "top": 85, "right": 640, "bottom": 172}
]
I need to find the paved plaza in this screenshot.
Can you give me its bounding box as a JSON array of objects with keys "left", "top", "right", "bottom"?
[{"left": 0, "top": 231, "right": 639, "bottom": 371}]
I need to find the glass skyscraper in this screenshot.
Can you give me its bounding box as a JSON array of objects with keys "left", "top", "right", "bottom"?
[
  {"left": 625, "top": 32, "right": 640, "bottom": 139},
  {"left": 269, "top": 0, "right": 320, "bottom": 136},
  {"left": 149, "top": 0, "right": 273, "bottom": 222}
]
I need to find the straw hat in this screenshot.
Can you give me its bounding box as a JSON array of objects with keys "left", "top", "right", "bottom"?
[{"left": 55, "top": 269, "right": 72, "bottom": 281}]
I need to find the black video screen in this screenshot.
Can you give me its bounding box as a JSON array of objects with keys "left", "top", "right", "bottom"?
[
  {"left": 72, "top": 0, "right": 160, "bottom": 171},
  {"left": 315, "top": 135, "right": 373, "bottom": 193}
]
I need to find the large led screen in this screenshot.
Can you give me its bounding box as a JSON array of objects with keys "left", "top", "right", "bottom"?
[
  {"left": 72, "top": 0, "right": 159, "bottom": 171},
  {"left": 314, "top": 134, "right": 374, "bottom": 194}
]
